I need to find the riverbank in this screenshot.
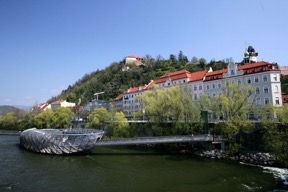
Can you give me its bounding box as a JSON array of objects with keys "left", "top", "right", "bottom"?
[{"left": 196, "top": 150, "right": 278, "bottom": 167}]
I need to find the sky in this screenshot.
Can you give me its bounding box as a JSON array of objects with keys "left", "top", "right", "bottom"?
[{"left": 0, "top": 0, "right": 287, "bottom": 106}]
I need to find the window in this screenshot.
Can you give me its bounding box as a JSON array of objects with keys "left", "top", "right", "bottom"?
[
  {"left": 218, "top": 83, "right": 221, "bottom": 88},
  {"left": 255, "top": 87, "right": 260, "bottom": 94},
  {"left": 183, "top": 80, "right": 186, "bottom": 83},
  {"left": 265, "top": 98, "right": 269, "bottom": 105},
  {"left": 231, "top": 70, "right": 234, "bottom": 75},
  {"left": 264, "top": 86, "right": 269, "bottom": 93},
  {"left": 256, "top": 98, "right": 261, "bottom": 106},
  {"left": 207, "top": 93, "right": 210, "bottom": 98},
  {"left": 255, "top": 77, "right": 259, "bottom": 83},
  {"left": 275, "top": 97, "right": 280, "bottom": 105},
  {"left": 247, "top": 78, "right": 251, "bottom": 84},
  {"left": 275, "top": 85, "right": 279, "bottom": 93},
  {"left": 263, "top": 75, "right": 268, "bottom": 82},
  {"left": 273, "top": 75, "right": 277, "bottom": 81},
  {"left": 212, "top": 84, "right": 215, "bottom": 89},
  {"left": 199, "top": 85, "right": 202, "bottom": 90},
  {"left": 194, "top": 85, "right": 197, "bottom": 91},
  {"left": 194, "top": 94, "right": 197, "bottom": 100},
  {"left": 206, "top": 84, "right": 210, "bottom": 90}
]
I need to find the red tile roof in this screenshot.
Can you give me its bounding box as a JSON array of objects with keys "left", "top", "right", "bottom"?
[
  {"left": 155, "top": 70, "right": 192, "bottom": 84},
  {"left": 205, "top": 69, "right": 228, "bottom": 77},
  {"left": 126, "top": 54, "right": 143, "bottom": 59},
  {"left": 114, "top": 93, "right": 123, "bottom": 101},
  {"left": 114, "top": 81, "right": 155, "bottom": 100},
  {"left": 189, "top": 69, "right": 209, "bottom": 82}
]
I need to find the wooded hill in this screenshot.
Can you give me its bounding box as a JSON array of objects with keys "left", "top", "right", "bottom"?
[
  {"left": 48, "top": 52, "right": 229, "bottom": 106},
  {"left": 0, "top": 105, "right": 21, "bottom": 115}
]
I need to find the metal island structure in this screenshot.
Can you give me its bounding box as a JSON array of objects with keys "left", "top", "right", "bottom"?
[
  {"left": 20, "top": 128, "right": 104, "bottom": 155},
  {"left": 20, "top": 128, "right": 224, "bottom": 155}
]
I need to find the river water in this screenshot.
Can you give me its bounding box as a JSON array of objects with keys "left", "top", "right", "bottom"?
[{"left": 0, "top": 135, "right": 287, "bottom": 192}]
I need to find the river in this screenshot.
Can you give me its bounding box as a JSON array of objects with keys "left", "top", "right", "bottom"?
[{"left": 0, "top": 135, "right": 287, "bottom": 192}]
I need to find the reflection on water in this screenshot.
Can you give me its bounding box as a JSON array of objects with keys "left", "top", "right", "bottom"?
[{"left": 0, "top": 135, "right": 287, "bottom": 192}]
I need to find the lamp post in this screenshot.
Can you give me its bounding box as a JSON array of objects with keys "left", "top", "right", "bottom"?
[{"left": 93, "top": 92, "right": 104, "bottom": 109}]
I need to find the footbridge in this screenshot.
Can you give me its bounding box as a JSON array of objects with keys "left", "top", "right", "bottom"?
[{"left": 94, "top": 134, "right": 223, "bottom": 146}]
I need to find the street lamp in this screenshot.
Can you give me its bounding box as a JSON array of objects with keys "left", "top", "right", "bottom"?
[
  {"left": 92, "top": 92, "right": 104, "bottom": 109},
  {"left": 94, "top": 92, "right": 105, "bottom": 100}
]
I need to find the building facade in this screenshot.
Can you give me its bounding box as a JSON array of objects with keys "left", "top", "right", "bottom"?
[{"left": 114, "top": 46, "right": 283, "bottom": 119}]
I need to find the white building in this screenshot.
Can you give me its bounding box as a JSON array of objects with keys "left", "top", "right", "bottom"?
[
  {"left": 120, "top": 80, "right": 155, "bottom": 118},
  {"left": 51, "top": 100, "right": 76, "bottom": 111},
  {"left": 114, "top": 46, "right": 282, "bottom": 119}
]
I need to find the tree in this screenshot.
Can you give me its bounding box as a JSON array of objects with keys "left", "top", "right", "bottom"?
[
  {"left": 259, "top": 104, "right": 288, "bottom": 166},
  {"left": 86, "top": 107, "right": 110, "bottom": 129},
  {"left": 51, "top": 107, "right": 74, "bottom": 128},
  {"left": 34, "top": 109, "right": 53, "bottom": 128},
  {"left": 211, "top": 81, "right": 255, "bottom": 154},
  {"left": 66, "top": 93, "right": 77, "bottom": 103},
  {"left": 2, "top": 112, "right": 17, "bottom": 130},
  {"left": 109, "top": 111, "right": 129, "bottom": 137},
  {"left": 137, "top": 85, "right": 201, "bottom": 135},
  {"left": 198, "top": 95, "right": 211, "bottom": 111},
  {"left": 191, "top": 56, "right": 198, "bottom": 64},
  {"left": 199, "top": 58, "right": 207, "bottom": 69}
]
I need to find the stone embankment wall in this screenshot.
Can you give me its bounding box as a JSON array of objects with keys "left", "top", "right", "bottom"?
[{"left": 196, "top": 150, "right": 277, "bottom": 166}]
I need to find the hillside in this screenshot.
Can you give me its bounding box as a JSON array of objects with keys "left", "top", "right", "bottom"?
[
  {"left": 0, "top": 105, "right": 21, "bottom": 115},
  {"left": 47, "top": 52, "right": 230, "bottom": 105}
]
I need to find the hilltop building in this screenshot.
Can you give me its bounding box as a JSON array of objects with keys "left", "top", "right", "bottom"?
[{"left": 122, "top": 55, "right": 144, "bottom": 71}]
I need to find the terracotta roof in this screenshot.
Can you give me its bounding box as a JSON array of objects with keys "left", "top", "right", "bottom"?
[
  {"left": 205, "top": 69, "right": 228, "bottom": 77},
  {"left": 238, "top": 61, "right": 275, "bottom": 70},
  {"left": 114, "top": 93, "right": 123, "bottom": 101},
  {"left": 155, "top": 70, "right": 192, "bottom": 84},
  {"left": 52, "top": 100, "right": 65, "bottom": 104},
  {"left": 126, "top": 54, "right": 143, "bottom": 59},
  {"left": 189, "top": 69, "right": 209, "bottom": 82},
  {"left": 114, "top": 81, "right": 155, "bottom": 100},
  {"left": 158, "top": 70, "right": 190, "bottom": 78}
]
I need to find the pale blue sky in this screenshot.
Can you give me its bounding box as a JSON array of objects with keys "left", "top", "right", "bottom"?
[{"left": 0, "top": 0, "right": 287, "bottom": 106}]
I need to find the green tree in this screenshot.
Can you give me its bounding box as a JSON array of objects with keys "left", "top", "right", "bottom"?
[
  {"left": 2, "top": 112, "right": 17, "bottom": 130},
  {"left": 34, "top": 109, "right": 53, "bottom": 128},
  {"left": 66, "top": 93, "right": 77, "bottom": 103},
  {"left": 138, "top": 85, "right": 201, "bottom": 135},
  {"left": 191, "top": 56, "right": 198, "bottom": 64},
  {"left": 86, "top": 107, "right": 110, "bottom": 129},
  {"left": 109, "top": 111, "right": 129, "bottom": 137},
  {"left": 0, "top": 115, "right": 3, "bottom": 129},
  {"left": 211, "top": 81, "right": 255, "bottom": 154},
  {"left": 259, "top": 104, "right": 288, "bottom": 166},
  {"left": 51, "top": 107, "right": 74, "bottom": 128}
]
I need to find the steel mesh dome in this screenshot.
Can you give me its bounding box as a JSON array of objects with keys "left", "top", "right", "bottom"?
[{"left": 20, "top": 128, "right": 104, "bottom": 155}]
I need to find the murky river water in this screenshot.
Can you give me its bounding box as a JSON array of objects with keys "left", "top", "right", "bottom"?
[{"left": 0, "top": 135, "right": 287, "bottom": 192}]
